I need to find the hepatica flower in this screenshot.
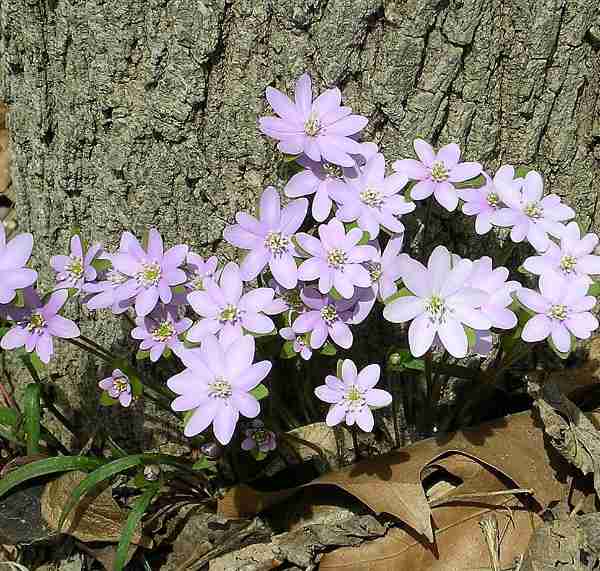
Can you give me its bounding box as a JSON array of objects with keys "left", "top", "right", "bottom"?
[
  {"left": 241, "top": 420, "right": 277, "bottom": 453},
  {"left": 517, "top": 275, "right": 598, "bottom": 353},
  {"left": 0, "top": 224, "right": 38, "bottom": 304},
  {"left": 365, "top": 235, "right": 407, "bottom": 302},
  {"left": 315, "top": 359, "right": 391, "bottom": 432},
  {"left": 279, "top": 326, "right": 312, "bottom": 360},
  {"left": 292, "top": 287, "right": 356, "bottom": 349},
  {"left": 493, "top": 170, "right": 574, "bottom": 252},
  {"left": 131, "top": 304, "right": 192, "bottom": 362},
  {"left": 0, "top": 289, "right": 80, "bottom": 363},
  {"left": 332, "top": 153, "right": 415, "bottom": 239},
  {"left": 224, "top": 187, "right": 308, "bottom": 288},
  {"left": 184, "top": 252, "right": 219, "bottom": 291},
  {"left": 51, "top": 235, "right": 101, "bottom": 292},
  {"left": 263, "top": 280, "right": 304, "bottom": 316},
  {"left": 259, "top": 73, "right": 368, "bottom": 167},
  {"left": 523, "top": 221, "right": 600, "bottom": 282},
  {"left": 98, "top": 369, "right": 133, "bottom": 408},
  {"left": 297, "top": 219, "right": 376, "bottom": 299},
  {"left": 459, "top": 166, "right": 520, "bottom": 235},
  {"left": 284, "top": 156, "right": 357, "bottom": 222},
  {"left": 187, "top": 262, "right": 275, "bottom": 342},
  {"left": 168, "top": 334, "right": 271, "bottom": 445},
  {"left": 383, "top": 246, "right": 491, "bottom": 358},
  {"left": 393, "top": 139, "right": 482, "bottom": 212},
  {"left": 111, "top": 229, "right": 188, "bottom": 317}
]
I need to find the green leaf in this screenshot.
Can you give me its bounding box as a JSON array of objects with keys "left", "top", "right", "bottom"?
[
  {"left": 172, "top": 285, "right": 186, "bottom": 294},
  {"left": 386, "top": 349, "right": 424, "bottom": 372},
  {"left": 136, "top": 350, "right": 150, "bottom": 361},
  {"left": 114, "top": 483, "right": 160, "bottom": 571},
  {"left": 250, "top": 384, "right": 269, "bottom": 401},
  {"left": 383, "top": 287, "right": 412, "bottom": 305},
  {"left": 514, "top": 166, "right": 532, "bottom": 178},
  {"left": 0, "top": 456, "right": 104, "bottom": 501},
  {"left": 192, "top": 456, "right": 218, "bottom": 472},
  {"left": 280, "top": 341, "right": 296, "bottom": 359},
  {"left": 100, "top": 392, "right": 119, "bottom": 406},
  {"left": 588, "top": 281, "right": 600, "bottom": 297},
  {"left": 357, "top": 230, "right": 370, "bottom": 246},
  {"left": 23, "top": 383, "right": 41, "bottom": 455},
  {"left": 282, "top": 152, "right": 301, "bottom": 162},
  {"left": 464, "top": 326, "right": 477, "bottom": 349},
  {"left": 58, "top": 455, "right": 147, "bottom": 530},
  {"left": 329, "top": 287, "right": 343, "bottom": 300},
  {"left": 0, "top": 406, "right": 18, "bottom": 427},
  {"left": 251, "top": 450, "right": 268, "bottom": 461},
  {"left": 404, "top": 358, "right": 425, "bottom": 372},
  {"left": 320, "top": 342, "right": 337, "bottom": 356},
  {"left": 0, "top": 326, "right": 9, "bottom": 339},
  {"left": 91, "top": 258, "right": 112, "bottom": 273},
  {"left": 163, "top": 347, "right": 172, "bottom": 359}
]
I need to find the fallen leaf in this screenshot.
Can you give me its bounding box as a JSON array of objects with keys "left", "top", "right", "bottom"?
[
  {"left": 530, "top": 378, "right": 600, "bottom": 496},
  {"left": 220, "top": 411, "right": 569, "bottom": 544},
  {"left": 41, "top": 471, "right": 148, "bottom": 545}
]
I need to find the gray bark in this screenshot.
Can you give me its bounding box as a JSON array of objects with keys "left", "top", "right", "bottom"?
[{"left": 0, "top": 0, "right": 599, "bottom": 445}]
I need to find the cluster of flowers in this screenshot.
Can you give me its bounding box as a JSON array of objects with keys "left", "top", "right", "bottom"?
[{"left": 1, "top": 72, "right": 599, "bottom": 450}]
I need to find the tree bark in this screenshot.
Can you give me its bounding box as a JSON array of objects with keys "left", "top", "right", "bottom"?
[{"left": 0, "top": 0, "right": 599, "bottom": 445}]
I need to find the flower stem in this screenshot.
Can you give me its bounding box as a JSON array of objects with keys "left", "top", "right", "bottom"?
[{"left": 66, "top": 338, "right": 112, "bottom": 362}]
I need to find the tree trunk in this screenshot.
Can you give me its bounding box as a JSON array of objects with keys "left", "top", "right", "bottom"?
[{"left": 1, "top": 0, "right": 599, "bottom": 446}]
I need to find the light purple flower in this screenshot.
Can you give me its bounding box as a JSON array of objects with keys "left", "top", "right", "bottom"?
[
  {"left": 224, "top": 187, "right": 308, "bottom": 288},
  {"left": 168, "top": 334, "right": 271, "bottom": 444},
  {"left": 365, "top": 235, "right": 407, "bottom": 302},
  {"left": 296, "top": 219, "right": 376, "bottom": 299},
  {"left": 332, "top": 153, "right": 414, "bottom": 239},
  {"left": 241, "top": 420, "right": 277, "bottom": 453},
  {"left": 131, "top": 304, "right": 192, "bottom": 362},
  {"left": 459, "top": 166, "right": 520, "bottom": 235},
  {"left": 383, "top": 246, "right": 491, "bottom": 358},
  {"left": 259, "top": 73, "right": 368, "bottom": 167},
  {"left": 187, "top": 262, "right": 275, "bottom": 342},
  {"left": 523, "top": 221, "right": 600, "bottom": 283},
  {"left": 393, "top": 139, "right": 482, "bottom": 212},
  {"left": 184, "top": 252, "right": 219, "bottom": 291},
  {"left": 0, "top": 288, "right": 80, "bottom": 363},
  {"left": 517, "top": 275, "right": 598, "bottom": 353},
  {"left": 291, "top": 287, "right": 356, "bottom": 349},
  {"left": 314, "top": 359, "right": 391, "bottom": 432},
  {"left": 464, "top": 256, "right": 520, "bottom": 330},
  {"left": 51, "top": 235, "right": 102, "bottom": 292},
  {"left": 98, "top": 369, "right": 133, "bottom": 408},
  {"left": 111, "top": 229, "right": 188, "bottom": 317},
  {"left": 0, "top": 224, "right": 37, "bottom": 304},
  {"left": 492, "top": 171, "right": 575, "bottom": 252},
  {"left": 280, "top": 327, "right": 313, "bottom": 360},
  {"left": 284, "top": 156, "right": 357, "bottom": 222}
]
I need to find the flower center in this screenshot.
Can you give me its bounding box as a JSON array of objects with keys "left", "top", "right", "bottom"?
[
  {"left": 26, "top": 312, "right": 46, "bottom": 332},
  {"left": 425, "top": 295, "right": 446, "bottom": 322},
  {"left": 430, "top": 161, "right": 449, "bottom": 182},
  {"left": 264, "top": 231, "right": 290, "bottom": 256},
  {"left": 152, "top": 320, "right": 175, "bottom": 342},
  {"left": 548, "top": 304, "right": 568, "bottom": 321},
  {"left": 219, "top": 304, "right": 242, "bottom": 324},
  {"left": 209, "top": 377, "right": 232, "bottom": 399},
  {"left": 559, "top": 255, "right": 577, "bottom": 274},
  {"left": 66, "top": 256, "right": 85, "bottom": 279},
  {"left": 113, "top": 376, "right": 130, "bottom": 394},
  {"left": 327, "top": 248, "right": 348, "bottom": 269},
  {"left": 486, "top": 192, "right": 500, "bottom": 207},
  {"left": 137, "top": 262, "right": 162, "bottom": 287},
  {"left": 320, "top": 304, "right": 339, "bottom": 325},
  {"left": 323, "top": 162, "right": 343, "bottom": 178},
  {"left": 345, "top": 385, "right": 366, "bottom": 411},
  {"left": 107, "top": 268, "right": 128, "bottom": 285},
  {"left": 365, "top": 261, "right": 382, "bottom": 283},
  {"left": 524, "top": 202, "right": 543, "bottom": 219},
  {"left": 360, "top": 187, "right": 385, "bottom": 208},
  {"left": 304, "top": 113, "right": 321, "bottom": 137}
]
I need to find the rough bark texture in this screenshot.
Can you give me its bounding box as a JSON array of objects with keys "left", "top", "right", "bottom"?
[{"left": 1, "top": 0, "right": 600, "bottom": 445}]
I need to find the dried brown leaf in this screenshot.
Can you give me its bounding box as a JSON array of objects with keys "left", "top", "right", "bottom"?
[
  {"left": 531, "top": 379, "right": 600, "bottom": 496},
  {"left": 220, "top": 411, "right": 569, "bottom": 551},
  {"left": 41, "top": 471, "right": 148, "bottom": 545}
]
